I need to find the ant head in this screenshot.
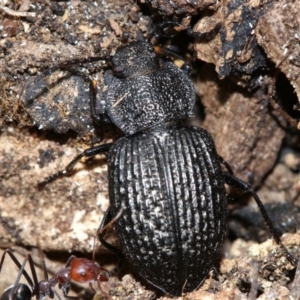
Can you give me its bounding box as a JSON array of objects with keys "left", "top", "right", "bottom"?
[{"left": 69, "top": 258, "right": 105, "bottom": 283}]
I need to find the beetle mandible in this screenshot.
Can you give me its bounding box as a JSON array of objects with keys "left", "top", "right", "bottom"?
[{"left": 37, "top": 41, "right": 297, "bottom": 296}]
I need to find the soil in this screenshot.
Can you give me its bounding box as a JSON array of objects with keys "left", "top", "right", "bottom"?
[{"left": 0, "top": 0, "right": 300, "bottom": 299}]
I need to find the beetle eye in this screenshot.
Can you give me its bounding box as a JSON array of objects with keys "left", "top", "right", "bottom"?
[{"left": 113, "top": 65, "right": 125, "bottom": 76}]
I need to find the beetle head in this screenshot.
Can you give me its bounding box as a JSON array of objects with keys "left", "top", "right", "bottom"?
[{"left": 111, "top": 41, "right": 160, "bottom": 78}]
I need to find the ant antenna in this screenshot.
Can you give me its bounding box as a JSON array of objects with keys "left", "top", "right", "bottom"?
[{"left": 93, "top": 208, "right": 123, "bottom": 261}]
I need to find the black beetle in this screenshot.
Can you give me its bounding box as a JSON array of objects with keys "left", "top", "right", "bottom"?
[{"left": 36, "top": 41, "right": 297, "bottom": 296}]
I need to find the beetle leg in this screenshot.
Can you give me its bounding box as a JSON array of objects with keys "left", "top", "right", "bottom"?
[
  {"left": 0, "top": 250, "right": 39, "bottom": 299},
  {"left": 23, "top": 55, "right": 113, "bottom": 125},
  {"left": 223, "top": 172, "right": 298, "bottom": 265},
  {"left": 23, "top": 55, "right": 111, "bottom": 102},
  {"left": 47, "top": 65, "right": 111, "bottom": 124},
  {"left": 38, "top": 143, "right": 112, "bottom": 189},
  {"left": 61, "top": 67, "right": 111, "bottom": 124},
  {"left": 191, "top": 23, "right": 222, "bottom": 42},
  {"left": 218, "top": 156, "right": 234, "bottom": 175}
]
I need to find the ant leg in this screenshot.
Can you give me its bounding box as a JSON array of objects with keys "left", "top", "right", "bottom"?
[
  {"left": 52, "top": 289, "right": 63, "bottom": 300},
  {"left": 39, "top": 260, "right": 56, "bottom": 299},
  {"left": 88, "top": 283, "right": 96, "bottom": 295},
  {"left": 98, "top": 207, "right": 123, "bottom": 258},
  {"left": 0, "top": 250, "right": 35, "bottom": 292},
  {"left": 0, "top": 250, "right": 40, "bottom": 300},
  {"left": 41, "top": 260, "right": 49, "bottom": 281},
  {"left": 223, "top": 172, "right": 298, "bottom": 265},
  {"left": 98, "top": 207, "right": 124, "bottom": 280},
  {"left": 97, "top": 208, "right": 123, "bottom": 236},
  {"left": 38, "top": 143, "right": 112, "bottom": 188},
  {"left": 96, "top": 280, "right": 111, "bottom": 300}
]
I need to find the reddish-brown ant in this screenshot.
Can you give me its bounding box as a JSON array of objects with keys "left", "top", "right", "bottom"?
[{"left": 0, "top": 209, "right": 122, "bottom": 300}]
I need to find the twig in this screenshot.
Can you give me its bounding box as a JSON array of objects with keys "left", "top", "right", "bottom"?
[{"left": 0, "top": 5, "right": 36, "bottom": 17}]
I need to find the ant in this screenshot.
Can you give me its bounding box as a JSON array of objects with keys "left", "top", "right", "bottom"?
[{"left": 0, "top": 209, "right": 123, "bottom": 300}]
